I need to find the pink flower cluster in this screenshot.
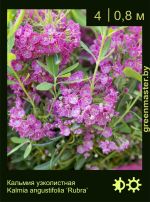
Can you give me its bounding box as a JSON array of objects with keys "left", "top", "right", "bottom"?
[
  {"left": 99, "top": 139, "right": 129, "bottom": 154},
  {"left": 8, "top": 60, "right": 54, "bottom": 103},
  {"left": 89, "top": 26, "right": 142, "bottom": 76},
  {"left": 9, "top": 99, "right": 56, "bottom": 141},
  {"left": 13, "top": 11, "right": 80, "bottom": 66},
  {"left": 53, "top": 71, "right": 118, "bottom": 134},
  {"left": 76, "top": 129, "right": 129, "bottom": 157}
]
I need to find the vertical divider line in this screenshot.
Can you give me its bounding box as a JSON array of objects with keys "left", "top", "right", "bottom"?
[{"left": 108, "top": 8, "right": 110, "bottom": 22}]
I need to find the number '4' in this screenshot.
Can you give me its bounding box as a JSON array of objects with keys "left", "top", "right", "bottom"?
[{"left": 94, "top": 11, "right": 101, "bottom": 21}]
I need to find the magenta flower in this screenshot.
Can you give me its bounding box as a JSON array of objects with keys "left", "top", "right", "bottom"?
[{"left": 101, "top": 127, "right": 112, "bottom": 138}]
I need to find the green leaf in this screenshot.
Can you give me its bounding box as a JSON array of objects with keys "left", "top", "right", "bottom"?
[
  {"left": 123, "top": 67, "right": 142, "bottom": 83},
  {"left": 7, "top": 142, "right": 26, "bottom": 156},
  {"left": 46, "top": 55, "right": 59, "bottom": 77},
  {"left": 7, "top": 53, "right": 16, "bottom": 67},
  {"left": 100, "top": 38, "right": 111, "bottom": 59},
  {"left": 60, "top": 150, "right": 73, "bottom": 162},
  {"left": 45, "top": 10, "right": 52, "bottom": 24},
  {"left": 58, "top": 73, "right": 71, "bottom": 78},
  {"left": 60, "top": 77, "right": 89, "bottom": 84},
  {"left": 116, "top": 122, "right": 131, "bottom": 134},
  {"left": 95, "top": 26, "right": 107, "bottom": 36},
  {"left": 37, "top": 61, "right": 48, "bottom": 69},
  {"left": 134, "top": 90, "right": 142, "bottom": 98},
  {"left": 24, "top": 143, "right": 32, "bottom": 159},
  {"left": 8, "top": 10, "right": 25, "bottom": 39},
  {"left": 59, "top": 63, "right": 79, "bottom": 76},
  {"left": 114, "top": 77, "right": 127, "bottom": 91},
  {"left": 80, "top": 41, "right": 96, "bottom": 61},
  {"left": 74, "top": 155, "right": 87, "bottom": 170},
  {"left": 93, "top": 125, "right": 103, "bottom": 130},
  {"left": 7, "top": 66, "right": 15, "bottom": 76},
  {"left": 7, "top": 10, "right": 16, "bottom": 25},
  {"left": 11, "top": 156, "right": 25, "bottom": 163},
  {"left": 107, "top": 27, "right": 114, "bottom": 35},
  {"left": 37, "top": 60, "right": 53, "bottom": 76},
  {"left": 11, "top": 137, "right": 29, "bottom": 144},
  {"left": 34, "top": 161, "right": 51, "bottom": 170},
  {"left": 7, "top": 36, "right": 15, "bottom": 53},
  {"left": 36, "top": 82, "right": 53, "bottom": 91},
  {"left": 128, "top": 80, "right": 137, "bottom": 93},
  {"left": 32, "top": 136, "right": 62, "bottom": 147},
  {"left": 130, "top": 111, "right": 142, "bottom": 120},
  {"left": 71, "top": 10, "right": 86, "bottom": 26},
  {"left": 54, "top": 54, "right": 60, "bottom": 75},
  {"left": 117, "top": 80, "right": 137, "bottom": 111},
  {"left": 7, "top": 80, "right": 16, "bottom": 85},
  {"left": 54, "top": 54, "right": 61, "bottom": 65}
]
